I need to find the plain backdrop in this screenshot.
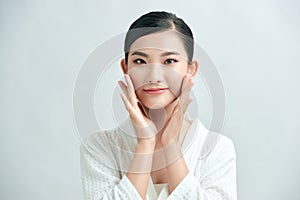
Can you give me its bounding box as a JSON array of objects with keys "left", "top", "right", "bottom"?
[{"left": 1, "top": 0, "right": 299, "bottom": 199}]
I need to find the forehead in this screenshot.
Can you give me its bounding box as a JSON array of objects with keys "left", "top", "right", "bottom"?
[{"left": 129, "top": 30, "right": 188, "bottom": 57}]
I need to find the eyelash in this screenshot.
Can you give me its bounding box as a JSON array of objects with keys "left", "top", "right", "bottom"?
[
  {"left": 133, "top": 58, "right": 178, "bottom": 65},
  {"left": 133, "top": 58, "right": 146, "bottom": 64},
  {"left": 164, "top": 59, "right": 178, "bottom": 64}
]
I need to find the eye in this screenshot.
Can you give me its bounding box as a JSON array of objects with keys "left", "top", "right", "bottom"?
[
  {"left": 133, "top": 58, "right": 146, "bottom": 64},
  {"left": 164, "top": 59, "right": 178, "bottom": 64}
]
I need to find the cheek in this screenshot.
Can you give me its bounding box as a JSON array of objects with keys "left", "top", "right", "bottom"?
[
  {"left": 163, "top": 68, "right": 184, "bottom": 97},
  {"left": 135, "top": 88, "right": 143, "bottom": 99},
  {"left": 127, "top": 64, "right": 185, "bottom": 98},
  {"left": 128, "top": 66, "right": 149, "bottom": 91}
]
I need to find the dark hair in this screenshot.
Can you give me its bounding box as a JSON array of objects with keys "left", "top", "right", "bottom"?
[{"left": 124, "top": 11, "right": 194, "bottom": 64}]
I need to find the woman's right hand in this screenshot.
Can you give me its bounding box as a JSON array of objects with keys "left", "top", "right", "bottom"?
[{"left": 118, "top": 74, "right": 158, "bottom": 145}]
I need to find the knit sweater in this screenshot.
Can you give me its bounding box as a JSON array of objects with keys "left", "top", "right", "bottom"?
[{"left": 80, "top": 117, "right": 237, "bottom": 200}]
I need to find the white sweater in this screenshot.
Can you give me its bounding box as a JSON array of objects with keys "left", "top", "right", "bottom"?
[{"left": 80, "top": 117, "right": 237, "bottom": 200}]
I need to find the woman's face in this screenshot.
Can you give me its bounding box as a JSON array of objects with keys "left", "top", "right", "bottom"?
[{"left": 121, "top": 30, "right": 197, "bottom": 109}]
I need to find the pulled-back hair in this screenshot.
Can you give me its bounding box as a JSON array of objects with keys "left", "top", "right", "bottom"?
[{"left": 124, "top": 11, "right": 194, "bottom": 64}]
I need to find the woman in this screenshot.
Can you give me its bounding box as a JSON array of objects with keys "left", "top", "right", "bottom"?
[{"left": 80, "top": 11, "right": 237, "bottom": 200}]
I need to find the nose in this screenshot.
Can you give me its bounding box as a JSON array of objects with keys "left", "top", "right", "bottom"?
[{"left": 147, "top": 65, "right": 163, "bottom": 83}]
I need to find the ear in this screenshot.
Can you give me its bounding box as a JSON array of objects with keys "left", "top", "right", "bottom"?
[
  {"left": 187, "top": 60, "right": 199, "bottom": 78},
  {"left": 120, "top": 58, "right": 127, "bottom": 74}
]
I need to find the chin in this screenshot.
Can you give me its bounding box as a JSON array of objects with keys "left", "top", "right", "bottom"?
[{"left": 144, "top": 102, "right": 168, "bottom": 109}]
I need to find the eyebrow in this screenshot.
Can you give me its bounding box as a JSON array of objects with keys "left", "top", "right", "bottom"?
[
  {"left": 131, "top": 51, "right": 149, "bottom": 57},
  {"left": 161, "top": 51, "right": 181, "bottom": 57},
  {"left": 130, "top": 51, "right": 181, "bottom": 57}
]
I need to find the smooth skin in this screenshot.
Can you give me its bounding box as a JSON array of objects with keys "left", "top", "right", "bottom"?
[{"left": 118, "top": 32, "right": 198, "bottom": 199}]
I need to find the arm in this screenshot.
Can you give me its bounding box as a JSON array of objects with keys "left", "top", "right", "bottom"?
[
  {"left": 125, "top": 141, "right": 155, "bottom": 200},
  {"left": 114, "top": 74, "right": 158, "bottom": 199},
  {"left": 166, "top": 135, "right": 237, "bottom": 200},
  {"left": 80, "top": 111, "right": 157, "bottom": 200},
  {"left": 163, "top": 142, "right": 189, "bottom": 194},
  {"left": 80, "top": 143, "right": 144, "bottom": 200},
  {"left": 159, "top": 75, "right": 237, "bottom": 199}
]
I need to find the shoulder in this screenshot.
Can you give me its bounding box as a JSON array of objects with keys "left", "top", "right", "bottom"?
[
  {"left": 190, "top": 118, "right": 236, "bottom": 160},
  {"left": 79, "top": 128, "right": 123, "bottom": 170},
  {"left": 81, "top": 126, "right": 134, "bottom": 153},
  {"left": 79, "top": 123, "right": 137, "bottom": 158},
  {"left": 79, "top": 128, "right": 118, "bottom": 157},
  {"left": 201, "top": 132, "right": 237, "bottom": 163},
  {"left": 81, "top": 118, "right": 136, "bottom": 149},
  {"left": 216, "top": 134, "right": 236, "bottom": 156},
  {"left": 82, "top": 129, "right": 118, "bottom": 149},
  {"left": 79, "top": 123, "right": 137, "bottom": 172}
]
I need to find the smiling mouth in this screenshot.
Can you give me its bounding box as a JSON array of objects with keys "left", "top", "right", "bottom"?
[{"left": 143, "top": 88, "right": 168, "bottom": 94}]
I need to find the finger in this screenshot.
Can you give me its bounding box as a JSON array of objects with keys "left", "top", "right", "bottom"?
[
  {"left": 179, "top": 75, "right": 193, "bottom": 103},
  {"left": 177, "top": 75, "right": 194, "bottom": 114},
  {"left": 120, "top": 93, "right": 143, "bottom": 122},
  {"left": 118, "top": 80, "right": 128, "bottom": 98},
  {"left": 161, "top": 105, "right": 182, "bottom": 141},
  {"left": 120, "top": 92, "right": 133, "bottom": 113},
  {"left": 124, "top": 74, "right": 138, "bottom": 107},
  {"left": 166, "top": 104, "right": 181, "bottom": 123},
  {"left": 165, "top": 97, "right": 180, "bottom": 116},
  {"left": 181, "top": 76, "right": 190, "bottom": 96},
  {"left": 173, "top": 104, "right": 180, "bottom": 115},
  {"left": 181, "top": 98, "right": 192, "bottom": 113},
  {"left": 183, "top": 75, "right": 193, "bottom": 94},
  {"left": 137, "top": 101, "right": 149, "bottom": 118}
]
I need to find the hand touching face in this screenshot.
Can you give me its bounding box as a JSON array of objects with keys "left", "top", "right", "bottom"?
[{"left": 121, "top": 30, "right": 198, "bottom": 109}]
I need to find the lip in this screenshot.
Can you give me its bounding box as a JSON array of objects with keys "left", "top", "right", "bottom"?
[{"left": 143, "top": 88, "right": 168, "bottom": 95}]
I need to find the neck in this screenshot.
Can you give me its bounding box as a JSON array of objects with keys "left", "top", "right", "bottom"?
[
  {"left": 142, "top": 98, "right": 180, "bottom": 133},
  {"left": 144, "top": 107, "right": 170, "bottom": 133},
  {"left": 145, "top": 108, "right": 190, "bottom": 150}
]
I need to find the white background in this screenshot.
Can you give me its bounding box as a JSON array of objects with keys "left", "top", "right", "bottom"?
[{"left": 1, "top": 0, "right": 299, "bottom": 199}]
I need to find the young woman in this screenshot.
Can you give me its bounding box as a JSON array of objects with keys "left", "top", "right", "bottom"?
[{"left": 80, "top": 11, "right": 237, "bottom": 200}]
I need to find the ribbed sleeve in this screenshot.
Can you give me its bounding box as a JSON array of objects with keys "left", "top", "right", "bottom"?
[
  {"left": 80, "top": 144, "right": 143, "bottom": 200},
  {"left": 166, "top": 135, "right": 237, "bottom": 200},
  {"left": 80, "top": 119, "right": 237, "bottom": 200}
]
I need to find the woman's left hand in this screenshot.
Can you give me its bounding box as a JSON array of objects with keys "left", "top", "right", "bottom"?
[{"left": 160, "top": 74, "right": 194, "bottom": 147}]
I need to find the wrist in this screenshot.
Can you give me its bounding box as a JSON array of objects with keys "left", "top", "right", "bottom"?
[
  {"left": 136, "top": 139, "right": 156, "bottom": 152},
  {"left": 163, "top": 141, "right": 182, "bottom": 164},
  {"left": 138, "top": 134, "right": 156, "bottom": 144}
]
